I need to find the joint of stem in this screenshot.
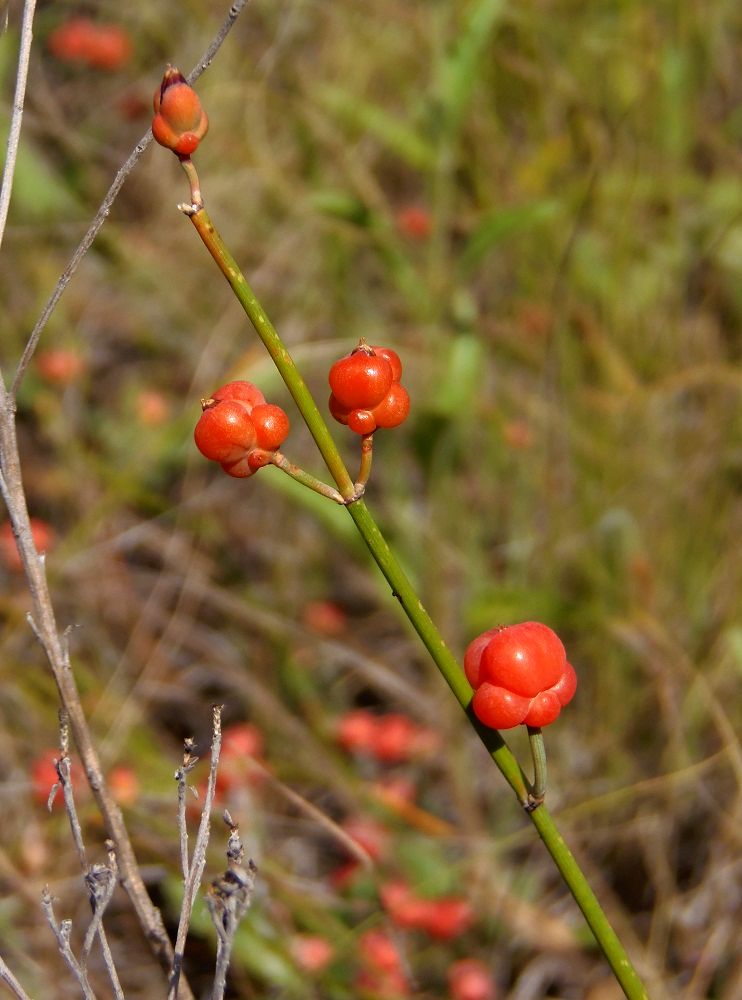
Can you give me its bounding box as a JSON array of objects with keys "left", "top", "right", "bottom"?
[{"left": 343, "top": 484, "right": 366, "bottom": 505}]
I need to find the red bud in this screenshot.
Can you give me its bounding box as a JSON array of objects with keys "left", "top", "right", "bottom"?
[{"left": 152, "top": 66, "right": 208, "bottom": 156}]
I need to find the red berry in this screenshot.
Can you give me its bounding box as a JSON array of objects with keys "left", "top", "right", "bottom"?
[
  {"left": 342, "top": 816, "right": 389, "bottom": 861},
  {"left": 448, "top": 959, "right": 495, "bottom": 1000},
  {"left": 84, "top": 25, "right": 132, "bottom": 71},
  {"left": 251, "top": 403, "right": 290, "bottom": 451},
  {"left": 291, "top": 935, "right": 335, "bottom": 973},
  {"left": 336, "top": 709, "right": 378, "bottom": 754},
  {"left": 329, "top": 349, "right": 393, "bottom": 409},
  {"left": 395, "top": 205, "right": 432, "bottom": 241},
  {"left": 373, "top": 713, "right": 419, "bottom": 763},
  {"left": 48, "top": 19, "right": 96, "bottom": 62},
  {"left": 108, "top": 765, "right": 140, "bottom": 806},
  {"left": 380, "top": 881, "right": 431, "bottom": 930},
  {"left": 212, "top": 381, "right": 266, "bottom": 412},
  {"left": 423, "top": 897, "right": 474, "bottom": 939},
  {"left": 356, "top": 929, "right": 409, "bottom": 996},
  {"left": 465, "top": 622, "right": 576, "bottom": 730},
  {"left": 135, "top": 389, "right": 170, "bottom": 426},
  {"left": 0, "top": 518, "right": 55, "bottom": 572},
  {"left": 48, "top": 19, "right": 131, "bottom": 71},
  {"left": 222, "top": 722, "right": 264, "bottom": 759},
  {"left": 372, "top": 383, "right": 410, "bottom": 429},
  {"left": 30, "top": 750, "right": 61, "bottom": 807},
  {"left": 302, "top": 600, "right": 347, "bottom": 636},
  {"left": 370, "top": 346, "right": 403, "bottom": 382},
  {"left": 194, "top": 398, "right": 256, "bottom": 463},
  {"left": 347, "top": 408, "right": 377, "bottom": 435},
  {"left": 217, "top": 723, "right": 266, "bottom": 795},
  {"left": 36, "top": 347, "right": 86, "bottom": 385},
  {"left": 479, "top": 622, "right": 565, "bottom": 696}
]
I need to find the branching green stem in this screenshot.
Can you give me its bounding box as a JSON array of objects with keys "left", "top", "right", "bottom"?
[
  {"left": 271, "top": 452, "right": 345, "bottom": 504},
  {"left": 181, "top": 197, "right": 650, "bottom": 1000}
]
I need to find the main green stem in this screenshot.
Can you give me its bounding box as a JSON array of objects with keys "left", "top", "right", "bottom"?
[{"left": 185, "top": 203, "right": 649, "bottom": 1000}]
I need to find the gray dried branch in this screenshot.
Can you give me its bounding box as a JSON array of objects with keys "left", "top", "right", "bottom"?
[
  {"left": 0, "top": 0, "right": 37, "bottom": 252},
  {"left": 41, "top": 887, "right": 98, "bottom": 1000},
  {"left": 0, "top": 954, "right": 35, "bottom": 1000},
  {"left": 207, "top": 812, "right": 257, "bottom": 1000},
  {"left": 168, "top": 706, "right": 224, "bottom": 1000},
  {"left": 0, "top": 2, "right": 253, "bottom": 996},
  {"left": 52, "top": 717, "right": 125, "bottom": 999}
]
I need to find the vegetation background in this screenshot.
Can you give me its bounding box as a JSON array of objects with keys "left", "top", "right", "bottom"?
[{"left": 1, "top": 0, "right": 741, "bottom": 997}]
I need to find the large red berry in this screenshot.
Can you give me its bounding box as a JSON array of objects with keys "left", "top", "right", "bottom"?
[
  {"left": 194, "top": 398, "right": 256, "bottom": 463},
  {"left": 329, "top": 348, "right": 393, "bottom": 410},
  {"left": 465, "top": 622, "right": 576, "bottom": 730},
  {"left": 479, "top": 621, "right": 566, "bottom": 696}
]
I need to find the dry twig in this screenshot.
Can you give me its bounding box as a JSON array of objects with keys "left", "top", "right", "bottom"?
[{"left": 0, "top": 3, "right": 252, "bottom": 995}]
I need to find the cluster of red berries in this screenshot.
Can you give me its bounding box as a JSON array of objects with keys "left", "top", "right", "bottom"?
[
  {"left": 194, "top": 381, "right": 290, "bottom": 478},
  {"left": 464, "top": 621, "right": 577, "bottom": 730},
  {"left": 380, "top": 881, "right": 474, "bottom": 940},
  {"left": 152, "top": 66, "right": 209, "bottom": 156},
  {"left": 329, "top": 343, "right": 410, "bottom": 435},
  {"left": 336, "top": 709, "right": 438, "bottom": 763},
  {"left": 48, "top": 18, "right": 132, "bottom": 71}
]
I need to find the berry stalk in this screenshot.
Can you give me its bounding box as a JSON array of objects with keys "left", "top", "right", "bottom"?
[{"left": 179, "top": 193, "right": 649, "bottom": 1000}]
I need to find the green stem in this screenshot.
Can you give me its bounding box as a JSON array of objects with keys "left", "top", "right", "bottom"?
[
  {"left": 271, "top": 452, "right": 345, "bottom": 504},
  {"left": 355, "top": 433, "right": 374, "bottom": 494},
  {"left": 526, "top": 726, "right": 547, "bottom": 807},
  {"left": 182, "top": 202, "right": 650, "bottom": 1000}
]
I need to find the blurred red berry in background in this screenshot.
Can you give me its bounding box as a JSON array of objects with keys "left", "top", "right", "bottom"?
[
  {"left": 336, "top": 710, "right": 438, "bottom": 763},
  {"left": 448, "top": 958, "right": 496, "bottom": 1000},
  {"left": 356, "top": 928, "right": 409, "bottom": 998},
  {"left": 302, "top": 599, "right": 347, "bottom": 636},
  {"left": 48, "top": 19, "right": 132, "bottom": 71},
  {"left": 30, "top": 750, "right": 61, "bottom": 807},
  {"left": 108, "top": 765, "right": 140, "bottom": 807},
  {"left": 135, "top": 389, "right": 170, "bottom": 427},
  {"left": 395, "top": 205, "right": 432, "bottom": 241},
  {"left": 380, "top": 881, "right": 475, "bottom": 940},
  {"left": 342, "top": 815, "right": 389, "bottom": 862},
  {"left": 502, "top": 419, "right": 534, "bottom": 451},
  {"left": 217, "top": 723, "right": 266, "bottom": 796},
  {"left": 36, "top": 347, "right": 86, "bottom": 385},
  {"left": 291, "top": 934, "right": 335, "bottom": 973},
  {"left": 30, "top": 750, "right": 87, "bottom": 808},
  {"left": 0, "top": 518, "right": 55, "bottom": 572}
]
